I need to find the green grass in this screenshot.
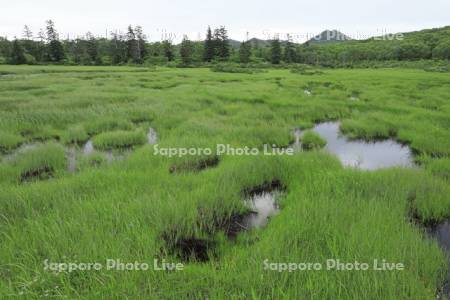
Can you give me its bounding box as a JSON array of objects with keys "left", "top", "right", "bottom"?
[
  {"left": 0, "top": 65, "right": 450, "bottom": 299},
  {"left": 84, "top": 118, "right": 134, "bottom": 136},
  {"left": 0, "top": 131, "right": 24, "bottom": 153},
  {"left": 92, "top": 130, "right": 147, "bottom": 150},
  {"left": 6, "top": 142, "right": 67, "bottom": 182},
  {"left": 79, "top": 152, "right": 108, "bottom": 169},
  {"left": 426, "top": 158, "right": 450, "bottom": 181},
  {"left": 301, "top": 131, "right": 327, "bottom": 150},
  {"left": 62, "top": 125, "right": 89, "bottom": 145}
]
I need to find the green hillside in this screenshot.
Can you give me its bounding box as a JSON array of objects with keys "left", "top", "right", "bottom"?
[{"left": 297, "top": 26, "right": 450, "bottom": 65}]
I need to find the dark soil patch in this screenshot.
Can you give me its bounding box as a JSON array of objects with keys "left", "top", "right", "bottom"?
[
  {"left": 162, "top": 232, "right": 214, "bottom": 262},
  {"left": 20, "top": 166, "right": 54, "bottom": 182},
  {"left": 242, "top": 179, "right": 286, "bottom": 197},
  {"left": 220, "top": 212, "right": 257, "bottom": 238}
]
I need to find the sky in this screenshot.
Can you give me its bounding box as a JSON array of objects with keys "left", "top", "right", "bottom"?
[{"left": 1, "top": 0, "right": 450, "bottom": 42}]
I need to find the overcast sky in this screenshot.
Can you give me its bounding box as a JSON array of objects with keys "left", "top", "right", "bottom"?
[{"left": 2, "top": 0, "right": 450, "bottom": 42}]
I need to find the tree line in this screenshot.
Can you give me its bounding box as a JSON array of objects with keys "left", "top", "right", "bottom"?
[{"left": 1, "top": 21, "right": 449, "bottom": 67}]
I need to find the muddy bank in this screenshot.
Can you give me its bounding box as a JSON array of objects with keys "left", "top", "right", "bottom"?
[
  {"left": 20, "top": 166, "right": 54, "bottom": 182},
  {"left": 162, "top": 230, "right": 214, "bottom": 262}
]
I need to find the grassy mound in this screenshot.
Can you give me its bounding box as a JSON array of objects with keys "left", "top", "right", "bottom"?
[
  {"left": 84, "top": 118, "right": 133, "bottom": 135},
  {"left": 62, "top": 125, "right": 89, "bottom": 145},
  {"left": 12, "top": 142, "right": 67, "bottom": 182},
  {"left": 0, "top": 131, "right": 24, "bottom": 153},
  {"left": 301, "top": 131, "right": 327, "bottom": 150},
  {"left": 92, "top": 130, "right": 147, "bottom": 150}
]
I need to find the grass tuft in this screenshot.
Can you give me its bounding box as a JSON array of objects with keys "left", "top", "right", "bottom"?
[
  {"left": 62, "top": 125, "right": 89, "bottom": 145},
  {"left": 12, "top": 142, "right": 67, "bottom": 182},
  {"left": 92, "top": 130, "right": 147, "bottom": 150},
  {"left": 0, "top": 132, "right": 24, "bottom": 153},
  {"left": 84, "top": 118, "right": 133, "bottom": 135},
  {"left": 301, "top": 131, "right": 327, "bottom": 150}
]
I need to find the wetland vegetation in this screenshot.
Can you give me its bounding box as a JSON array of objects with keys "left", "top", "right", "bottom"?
[{"left": 0, "top": 64, "right": 450, "bottom": 298}]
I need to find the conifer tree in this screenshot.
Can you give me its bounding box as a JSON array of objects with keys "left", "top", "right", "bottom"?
[
  {"left": 180, "top": 36, "right": 194, "bottom": 64},
  {"left": 110, "top": 32, "right": 127, "bottom": 64},
  {"left": 203, "top": 26, "right": 214, "bottom": 62},
  {"left": 283, "top": 35, "right": 296, "bottom": 63},
  {"left": 217, "top": 26, "right": 230, "bottom": 60},
  {"left": 126, "top": 25, "right": 140, "bottom": 63},
  {"left": 270, "top": 38, "right": 281, "bottom": 64},
  {"left": 162, "top": 40, "right": 174, "bottom": 61},
  {"left": 23, "top": 25, "right": 33, "bottom": 40},
  {"left": 45, "top": 20, "right": 58, "bottom": 42},
  {"left": 10, "top": 39, "right": 26, "bottom": 64},
  {"left": 45, "top": 20, "right": 65, "bottom": 62},
  {"left": 86, "top": 33, "right": 101, "bottom": 65},
  {"left": 239, "top": 40, "right": 252, "bottom": 63},
  {"left": 135, "top": 26, "right": 147, "bottom": 62}
]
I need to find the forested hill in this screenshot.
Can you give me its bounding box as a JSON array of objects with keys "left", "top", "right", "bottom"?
[
  {"left": 306, "top": 30, "right": 352, "bottom": 44},
  {"left": 1, "top": 21, "right": 449, "bottom": 66},
  {"left": 296, "top": 26, "right": 450, "bottom": 64}
]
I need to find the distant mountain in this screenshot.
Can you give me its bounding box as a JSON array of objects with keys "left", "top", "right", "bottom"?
[
  {"left": 306, "top": 30, "right": 352, "bottom": 44},
  {"left": 229, "top": 30, "right": 352, "bottom": 48},
  {"left": 228, "top": 39, "right": 242, "bottom": 48}
]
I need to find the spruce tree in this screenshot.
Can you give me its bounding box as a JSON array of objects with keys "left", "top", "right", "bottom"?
[
  {"left": 45, "top": 20, "right": 65, "bottom": 62},
  {"left": 270, "top": 38, "right": 281, "bottom": 64},
  {"left": 162, "top": 40, "right": 174, "bottom": 61},
  {"left": 239, "top": 40, "right": 252, "bottom": 63},
  {"left": 180, "top": 36, "right": 194, "bottom": 65},
  {"left": 23, "top": 25, "right": 33, "bottom": 40},
  {"left": 45, "top": 20, "right": 58, "bottom": 42},
  {"left": 10, "top": 39, "right": 26, "bottom": 64},
  {"left": 283, "top": 35, "right": 296, "bottom": 63},
  {"left": 86, "top": 33, "right": 101, "bottom": 65},
  {"left": 217, "top": 26, "right": 230, "bottom": 60},
  {"left": 48, "top": 40, "right": 65, "bottom": 62},
  {"left": 203, "top": 26, "right": 214, "bottom": 62},
  {"left": 135, "top": 26, "right": 147, "bottom": 62},
  {"left": 126, "top": 25, "right": 140, "bottom": 63},
  {"left": 72, "top": 38, "right": 85, "bottom": 64},
  {"left": 110, "top": 32, "right": 127, "bottom": 64}
]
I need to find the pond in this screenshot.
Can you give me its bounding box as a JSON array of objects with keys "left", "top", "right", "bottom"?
[{"left": 312, "top": 122, "right": 414, "bottom": 170}]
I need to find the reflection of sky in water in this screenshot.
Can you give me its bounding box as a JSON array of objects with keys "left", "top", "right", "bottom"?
[
  {"left": 243, "top": 192, "right": 280, "bottom": 229},
  {"left": 147, "top": 128, "right": 158, "bottom": 144},
  {"left": 67, "top": 147, "right": 77, "bottom": 172},
  {"left": 428, "top": 221, "right": 450, "bottom": 252},
  {"left": 312, "top": 122, "right": 414, "bottom": 170},
  {"left": 83, "top": 140, "right": 94, "bottom": 155}
]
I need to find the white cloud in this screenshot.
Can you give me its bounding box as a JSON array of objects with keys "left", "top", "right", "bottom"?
[{"left": 1, "top": 0, "right": 449, "bottom": 42}]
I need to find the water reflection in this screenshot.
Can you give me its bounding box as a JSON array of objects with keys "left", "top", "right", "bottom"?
[
  {"left": 242, "top": 191, "right": 281, "bottom": 229},
  {"left": 312, "top": 122, "right": 414, "bottom": 170}
]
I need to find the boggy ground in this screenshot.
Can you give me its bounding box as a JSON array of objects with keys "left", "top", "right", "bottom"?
[{"left": 0, "top": 65, "right": 450, "bottom": 299}]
